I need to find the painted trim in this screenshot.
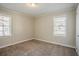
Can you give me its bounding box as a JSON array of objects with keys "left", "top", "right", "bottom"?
[
  {"left": 35, "top": 38, "right": 75, "bottom": 48},
  {"left": 75, "top": 48, "right": 79, "bottom": 56},
  {"left": 0, "top": 38, "right": 32, "bottom": 49},
  {"left": 0, "top": 38, "right": 75, "bottom": 49}
]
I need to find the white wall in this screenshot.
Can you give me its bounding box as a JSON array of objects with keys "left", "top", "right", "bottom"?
[
  {"left": 0, "top": 6, "right": 76, "bottom": 49},
  {"left": 35, "top": 9, "right": 76, "bottom": 48},
  {"left": 0, "top": 6, "right": 34, "bottom": 48},
  {"left": 76, "top": 4, "right": 79, "bottom": 55}
]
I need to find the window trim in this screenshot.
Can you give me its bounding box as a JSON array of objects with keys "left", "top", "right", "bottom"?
[
  {"left": 53, "top": 15, "right": 67, "bottom": 36},
  {"left": 0, "top": 14, "right": 11, "bottom": 37}
]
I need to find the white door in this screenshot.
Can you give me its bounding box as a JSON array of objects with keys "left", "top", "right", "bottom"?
[{"left": 76, "top": 4, "right": 79, "bottom": 55}]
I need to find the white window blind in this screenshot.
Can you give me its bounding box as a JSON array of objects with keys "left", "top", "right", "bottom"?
[
  {"left": 54, "top": 15, "right": 66, "bottom": 36},
  {"left": 0, "top": 15, "right": 11, "bottom": 36}
]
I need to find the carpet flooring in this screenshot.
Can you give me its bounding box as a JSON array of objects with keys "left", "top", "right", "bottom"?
[{"left": 0, "top": 39, "right": 77, "bottom": 56}]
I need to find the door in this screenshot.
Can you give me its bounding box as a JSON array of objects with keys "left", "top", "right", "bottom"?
[{"left": 76, "top": 4, "right": 79, "bottom": 55}]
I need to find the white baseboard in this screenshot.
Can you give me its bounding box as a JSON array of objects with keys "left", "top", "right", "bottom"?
[
  {"left": 0, "top": 38, "right": 75, "bottom": 49},
  {"left": 35, "top": 38, "right": 75, "bottom": 48},
  {"left": 32, "top": 38, "right": 36, "bottom": 40},
  {"left": 75, "top": 48, "right": 79, "bottom": 56},
  {"left": 0, "top": 38, "right": 33, "bottom": 49}
]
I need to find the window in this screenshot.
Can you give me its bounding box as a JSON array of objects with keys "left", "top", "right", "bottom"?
[
  {"left": 54, "top": 15, "right": 66, "bottom": 36},
  {"left": 0, "top": 15, "right": 11, "bottom": 36}
]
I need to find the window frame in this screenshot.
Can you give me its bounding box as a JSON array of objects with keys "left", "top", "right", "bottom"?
[
  {"left": 0, "top": 14, "right": 11, "bottom": 37},
  {"left": 53, "top": 15, "right": 67, "bottom": 36}
]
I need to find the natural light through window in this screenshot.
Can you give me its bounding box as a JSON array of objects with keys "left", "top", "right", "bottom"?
[
  {"left": 0, "top": 15, "right": 11, "bottom": 36},
  {"left": 54, "top": 15, "right": 66, "bottom": 36}
]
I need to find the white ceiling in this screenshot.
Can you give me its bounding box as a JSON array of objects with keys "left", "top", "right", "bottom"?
[{"left": 0, "top": 3, "right": 78, "bottom": 16}]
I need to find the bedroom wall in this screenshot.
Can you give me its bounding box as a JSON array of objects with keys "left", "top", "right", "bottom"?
[
  {"left": 0, "top": 6, "right": 34, "bottom": 48},
  {"left": 35, "top": 9, "right": 76, "bottom": 48},
  {"left": 0, "top": 5, "right": 76, "bottom": 49}
]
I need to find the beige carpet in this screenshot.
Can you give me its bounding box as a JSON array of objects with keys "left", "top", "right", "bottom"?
[{"left": 0, "top": 39, "right": 77, "bottom": 56}]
